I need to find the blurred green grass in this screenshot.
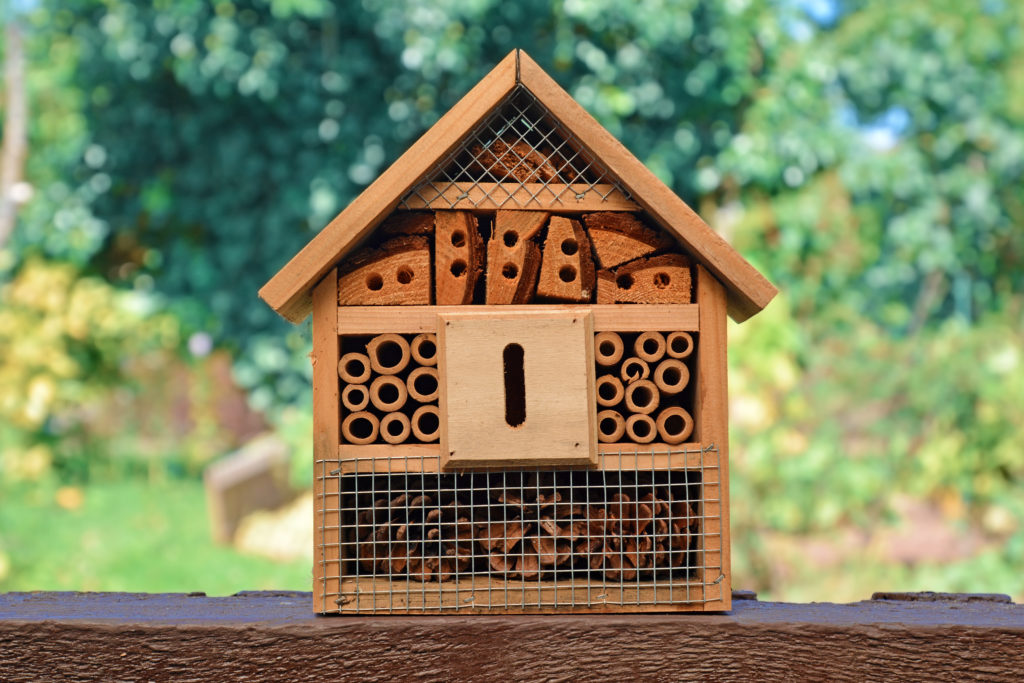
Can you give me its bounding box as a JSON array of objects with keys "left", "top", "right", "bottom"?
[{"left": 0, "top": 479, "right": 309, "bottom": 594}]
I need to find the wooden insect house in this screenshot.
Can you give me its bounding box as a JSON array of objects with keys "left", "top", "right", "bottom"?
[{"left": 260, "top": 50, "right": 777, "bottom": 614}]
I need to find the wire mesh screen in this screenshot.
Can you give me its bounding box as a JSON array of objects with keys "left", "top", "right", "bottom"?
[
  {"left": 399, "top": 85, "right": 633, "bottom": 211},
  {"left": 318, "top": 444, "right": 722, "bottom": 613}
]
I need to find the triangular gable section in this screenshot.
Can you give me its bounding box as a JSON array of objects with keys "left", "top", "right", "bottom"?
[
  {"left": 400, "top": 86, "right": 636, "bottom": 212},
  {"left": 260, "top": 50, "right": 776, "bottom": 324}
]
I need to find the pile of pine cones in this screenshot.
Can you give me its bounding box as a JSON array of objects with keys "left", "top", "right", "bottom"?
[{"left": 354, "top": 484, "right": 698, "bottom": 582}]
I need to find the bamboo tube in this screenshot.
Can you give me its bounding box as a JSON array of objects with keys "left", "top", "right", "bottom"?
[
  {"left": 410, "top": 333, "right": 438, "bottom": 367},
  {"left": 341, "top": 384, "right": 370, "bottom": 412},
  {"left": 596, "top": 409, "right": 626, "bottom": 443},
  {"left": 338, "top": 352, "right": 372, "bottom": 383},
  {"left": 411, "top": 405, "right": 441, "bottom": 442},
  {"left": 620, "top": 357, "right": 650, "bottom": 384},
  {"left": 595, "top": 375, "right": 625, "bottom": 407},
  {"left": 407, "top": 366, "right": 439, "bottom": 403},
  {"left": 342, "top": 411, "right": 379, "bottom": 445},
  {"left": 380, "top": 412, "right": 412, "bottom": 444},
  {"left": 665, "top": 331, "right": 694, "bottom": 359},
  {"left": 634, "top": 331, "right": 666, "bottom": 363},
  {"left": 366, "top": 333, "right": 411, "bottom": 375},
  {"left": 369, "top": 375, "right": 408, "bottom": 412},
  {"left": 594, "top": 332, "right": 624, "bottom": 367},
  {"left": 624, "top": 379, "right": 659, "bottom": 415},
  {"left": 625, "top": 414, "right": 657, "bottom": 444},
  {"left": 656, "top": 407, "right": 694, "bottom": 445},
  {"left": 653, "top": 359, "right": 689, "bottom": 395}
]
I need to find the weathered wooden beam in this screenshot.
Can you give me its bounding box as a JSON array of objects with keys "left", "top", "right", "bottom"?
[{"left": 1, "top": 592, "right": 1021, "bottom": 681}]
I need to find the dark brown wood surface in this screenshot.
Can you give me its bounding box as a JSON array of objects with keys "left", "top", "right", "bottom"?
[{"left": 1, "top": 591, "right": 1022, "bottom": 681}]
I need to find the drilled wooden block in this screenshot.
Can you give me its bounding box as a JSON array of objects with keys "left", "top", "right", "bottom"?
[
  {"left": 485, "top": 211, "right": 547, "bottom": 304},
  {"left": 536, "top": 216, "right": 595, "bottom": 302},
  {"left": 583, "top": 212, "right": 671, "bottom": 269},
  {"left": 337, "top": 237, "right": 432, "bottom": 305},
  {"left": 597, "top": 254, "right": 692, "bottom": 304},
  {"left": 435, "top": 211, "right": 484, "bottom": 305}
]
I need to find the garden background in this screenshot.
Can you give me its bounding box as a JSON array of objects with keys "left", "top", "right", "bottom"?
[{"left": 1, "top": 0, "right": 1022, "bottom": 602}]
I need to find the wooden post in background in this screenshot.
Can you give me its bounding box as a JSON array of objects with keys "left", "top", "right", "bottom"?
[
  {"left": 695, "top": 264, "right": 730, "bottom": 611},
  {"left": 311, "top": 268, "right": 340, "bottom": 613}
]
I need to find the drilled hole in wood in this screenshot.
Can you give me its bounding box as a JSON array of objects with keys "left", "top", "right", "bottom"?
[
  {"left": 396, "top": 267, "right": 414, "bottom": 284},
  {"left": 413, "top": 373, "right": 437, "bottom": 397},
  {"left": 503, "top": 343, "right": 526, "bottom": 428},
  {"left": 616, "top": 273, "right": 634, "bottom": 290},
  {"left": 560, "top": 238, "right": 578, "bottom": 255},
  {"left": 350, "top": 416, "right": 375, "bottom": 440},
  {"left": 503, "top": 230, "right": 519, "bottom": 247},
  {"left": 451, "top": 231, "right": 466, "bottom": 247},
  {"left": 558, "top": 265, "right": 577, "bottom": 283},
  {"left": 366, "top": 273, "right": 384, "bottom": 291},
  {"left": 653, "top": 272, "right": 671, "bottom": 289},
  {"left": 502, "top": 263, "right": 519, "bottom": 279},
  {"left": 376, "top": 341, "right": 404, "bottom": 370},
  {"left": 450, "top": 259, "right": 467, "bottom": 278}
]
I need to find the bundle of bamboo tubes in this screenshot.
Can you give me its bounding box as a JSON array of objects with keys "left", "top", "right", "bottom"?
[
  {"left": 339, "top": 332, "right": 440, "bottom": 444},
  {"left": 594, "top": 331, "right": 695, "bottom": 445}
]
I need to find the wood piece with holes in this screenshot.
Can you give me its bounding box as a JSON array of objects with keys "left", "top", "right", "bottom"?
[
  {"left": 486, "top": 211, "right": 547, "bottom": 304},
  {"left": 439, "top": 310, "right": 596, "bottom": 469},
  {"left": 536, "top": 216, "right": 595, "bottom": 302},
  {"left": 434, "top": 211, "right": 483, "bottom": 305},
  {"left": 338, "top": 237, "right": 432, "bottom": 306},
  {"left": 596, "top": 254, "right": 692, "bottom": 304},
  {"left": 583, "top": 212, "right": 672, "bottom": 269}
]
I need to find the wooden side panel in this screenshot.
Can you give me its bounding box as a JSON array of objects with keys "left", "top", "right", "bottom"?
[
  {"left": 695, "top": 264, "right": 730, "bottom": 611},
  {"left": 439, "top": 309, "right": 597, "bottom": 469},
  {"left": 311, "top": 268, "right": 340, "bottom": 614}
]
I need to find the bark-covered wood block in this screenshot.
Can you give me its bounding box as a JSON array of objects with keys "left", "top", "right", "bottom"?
[{"left": 583, "top": 212, "right": 672, "bottom": 269}]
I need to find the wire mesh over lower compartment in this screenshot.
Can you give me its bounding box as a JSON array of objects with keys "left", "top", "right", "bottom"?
[{"left": 317, "top": 445, "right": 722, "bottom": 613}]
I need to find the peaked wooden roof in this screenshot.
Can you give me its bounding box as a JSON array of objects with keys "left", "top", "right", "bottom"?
[{"left": 260, "top": 50, "right": 777, "bottom": 323}]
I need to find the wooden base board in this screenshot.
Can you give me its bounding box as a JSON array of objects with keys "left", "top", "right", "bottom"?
[{"left": 330, "top": 575, "right": 723, "bottom": 614}]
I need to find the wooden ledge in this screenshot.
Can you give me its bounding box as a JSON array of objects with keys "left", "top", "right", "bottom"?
[{"left": 2, "top": 591, "right": 1023, "bottom": 680}]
